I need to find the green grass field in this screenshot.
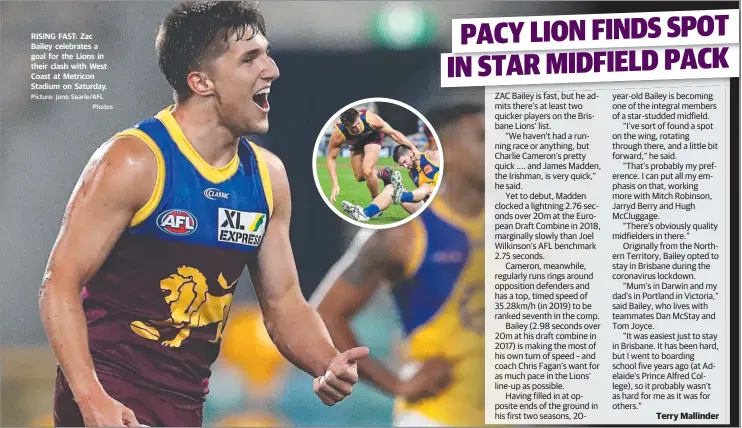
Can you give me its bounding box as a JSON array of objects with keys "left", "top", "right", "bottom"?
[{"left": 316, "top": 156, "right": 416, "bottom": 225}]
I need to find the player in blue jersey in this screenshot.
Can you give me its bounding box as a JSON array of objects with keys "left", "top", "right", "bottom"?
[
  {"left": 39, "top": 3, "right": 365, "bottom": 427},
  {"left": 326, "top": 107, "right": 421, "bottom": 204},
  {"left": 341, "top": 147, "right": 441, "bottom": 222},
  {"left": 313, "top": 104, "right": 485, "bottom": 426}
]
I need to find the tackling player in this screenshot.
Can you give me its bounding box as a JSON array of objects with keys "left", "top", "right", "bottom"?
[
  {"left": 341, "top": 147, "right": 440, "bottom": 221},
  {"left": 326, "top": 107, "right": 421, "bottom": 204},
  {"left": 313, "top": 104, "right": 485, "bottom": 426},
  {"left": 418, "top": 119, "right": 436, "bottom": 152},
  {"left": 39, "top": 3, "right": 365, "bottom": 427}
]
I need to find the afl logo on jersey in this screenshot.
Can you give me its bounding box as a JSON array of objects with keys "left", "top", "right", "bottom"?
[{"left": 157, "top": 209, "right": 198, "bottom": 236}]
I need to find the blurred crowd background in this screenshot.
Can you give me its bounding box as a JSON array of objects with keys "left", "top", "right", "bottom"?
[{"left": 1, "top": 1, "right": 583, "bottom": 426}]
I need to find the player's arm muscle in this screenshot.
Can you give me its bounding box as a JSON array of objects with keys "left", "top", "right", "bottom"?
[
  {"left": 314, "top": 225, "right": 414, "bottom": 395},
  {"left": 422, "top": 135, "right": 438, "bottom": 154},
  {"left": 326, "top": 130, "right": 344, "bottom": 187},
  {"left": 248, "top": 148, "right": 340, "bottom": 378},
  {"left": 38, "top": 136, "right": 155, "bottom": 401},
  {"left": 366, "top": 111, "right": 418, "bottom": 153}
]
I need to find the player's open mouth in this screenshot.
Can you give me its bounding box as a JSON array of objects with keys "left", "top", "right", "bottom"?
[{"left": 253, "top": 87, "right": 270, "bottom": 111}]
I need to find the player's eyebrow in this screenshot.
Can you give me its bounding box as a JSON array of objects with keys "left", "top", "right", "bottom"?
[
  {"left": 241, "top": 43, "right": 270, "bottom": 61},
  {"left": 241, "top": 48, "right": 260, "bottom": 61}
]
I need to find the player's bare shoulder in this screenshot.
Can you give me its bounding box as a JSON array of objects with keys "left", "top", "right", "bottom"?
[
  {"left": 383, "top": 219, "right": 420, "bottom": 244},
  {"left": 426, "top": 150, "right": 441, "bottom": 162},
  {"left": 364, "top": 110, "right": 384, "bottom": 127},
  {"left": 329, "top": 126, "right": 347, "bottom": 146},
  {"left": 73, "top": 133, "right": 159, "bottom": 212},
  {"left": 359, "top": 220, "right": 421, "bottom": 278},
  {"left": 249, "top": 143, "right": 290, "bottom": 218},
  {"left": 45, "top": 133, "right": 162, "bottom": 288},
  {"left": 252, "top": 144, "right": 285, "bottom": 178}
]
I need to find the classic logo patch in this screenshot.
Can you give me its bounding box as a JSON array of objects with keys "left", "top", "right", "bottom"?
[
  {"left": 204, "top": 188, "right": 229, "bottom": 201},
  {"left": 218, "top": 208, "right": 266, "bottom": 246},
  {"left": 157, "top": 209, "right": 198, "bottom": 236}
]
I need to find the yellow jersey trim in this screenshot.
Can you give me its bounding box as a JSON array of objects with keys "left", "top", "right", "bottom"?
[
  {"left": 248, "top": 141, "right": 274, "bottom": 218},
  {"left": 155, "top": 106, "right": 239, "bottom": 184},
  {"left": 115, "top": 129, "right": 166, "bottom": 228},
  {"left": 366, "top": 115, "right": 378, "bottom": 130},
  {"left": 422, "top": 151, "right": 440, "bottom": 168},
  {"left": 395, "top": 397, "right": 483, "bottom": 426},
  {"left": 402, "top": 219, "right": 427, "bottom": 278},
  {"left": 430, "top": 197, "right": 484, "bottom": 239},
  {"left": 333, "top": 124, "right": 347, "bottom": 143}
]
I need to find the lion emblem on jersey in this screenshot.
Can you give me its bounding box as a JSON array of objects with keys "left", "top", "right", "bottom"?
[
  {"left": 130, "top": 266, "right": 236, "bottom": 348},
  {"left": 459, "top": 283, "right": 485, "bottom": 334}
]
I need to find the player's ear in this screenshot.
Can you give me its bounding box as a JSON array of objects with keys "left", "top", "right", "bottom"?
[{"left": 186, "top": 70, "right": 215, "bottom": 97}]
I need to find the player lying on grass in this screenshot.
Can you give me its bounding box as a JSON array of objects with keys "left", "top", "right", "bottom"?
[
  {"left": 326, "top": 107, "right": 421, "bottom": 204},
  {"left": 341, "top": 147, "right": 439, "bottom": 222}
]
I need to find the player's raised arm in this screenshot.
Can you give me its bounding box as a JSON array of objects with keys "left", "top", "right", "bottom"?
[
  {"left": 248, "top": 147, "right": 367, "bottom": 406},
  {"left": 312, "top": 225, "right": 451, "bottom": 402},
  {"left": 366, "top": 111, "right": 421, "bottom": 158},
  {"left": 38, "top": 135, "right": 154, "bottom": 427},
  {"left": 325, "top": 129, "right": 345, "bottom": 203},
  {"left": 421, "top": 125, "right": 436, "bottom": 152}
]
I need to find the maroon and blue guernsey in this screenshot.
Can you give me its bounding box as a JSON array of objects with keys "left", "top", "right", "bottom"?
[
  {"left": 334, "top": 108, "right": 385, "bottom": 151},
  {"left": 81, "top": 106, "right": 272, "bottom": 407}
]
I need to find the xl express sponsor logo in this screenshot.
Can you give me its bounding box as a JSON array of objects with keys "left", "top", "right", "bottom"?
[{"left": 218, "top": 208, "right": 266, "bottom": 247}]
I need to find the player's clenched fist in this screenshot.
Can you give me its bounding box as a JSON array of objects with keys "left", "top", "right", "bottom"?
[
  {"left": 79, "top": 391, "right": 140, "bottom": 427},
  {"left": 313, "top": 346, "right": 369, "bottom": 406}
]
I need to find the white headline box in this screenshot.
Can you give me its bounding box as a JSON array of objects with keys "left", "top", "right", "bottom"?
[
  {"left": 452, "top": 10, "right": 739, "bottom": 54},
  {"left": 440, "top": 45, "right": 740, "bottom": 87}
]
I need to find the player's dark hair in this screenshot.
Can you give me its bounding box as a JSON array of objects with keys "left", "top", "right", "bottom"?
[
  {"left": 424, "top": 103, "right": 484, "bottom": 135},
  {"left": 156, "top": 1, "right": 266, "bottom": 102},
  {"left": 393, "top": 145, "right": 412, "bottom": 163},
  {"left": 339, "top": 108, "right": 360, "bottom": 125}
]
